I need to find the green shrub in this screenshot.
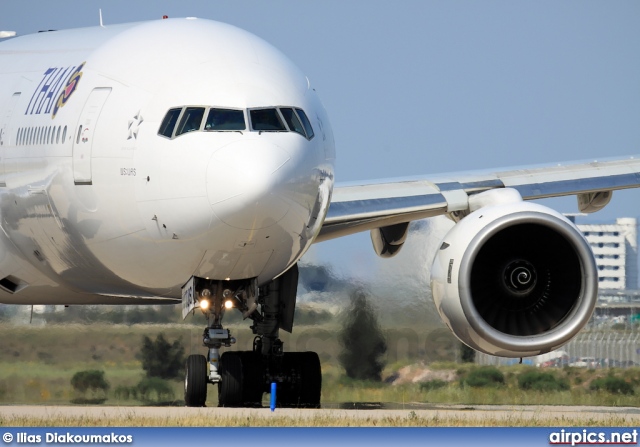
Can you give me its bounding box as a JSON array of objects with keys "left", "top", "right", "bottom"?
[
  {"left": 518, "top": 369, "right": 569, "bottom": 392},
  {"left": 70, "top": 370, "right": 109, "bottom": 394},
  {"left": 461, "top": 367, "right": 504, "bottom": 388},
  {"left": 139, "top": 334, "right": 185, "bottom": 380},
  {"left": 420, "top": 380, "right": 448, "bottom": 391},
  {"left": 70, "top": 370, "right": 109, "bottom": 404},
  {"left": 113, "top": 385, "right": 138, "bottom": 400},
  {"left": 589, "top": 376, "right": 634, "bottom": 395},
  {"left": 338, "top": 290, "right": 387, "bottom": 381},
  {"left": 136, "top": 377, "right": 175, "bottom": 403}
]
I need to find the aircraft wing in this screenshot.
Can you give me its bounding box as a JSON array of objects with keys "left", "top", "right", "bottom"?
[{"left": 317, "top": 156, "right": 640, "bottom": 242}]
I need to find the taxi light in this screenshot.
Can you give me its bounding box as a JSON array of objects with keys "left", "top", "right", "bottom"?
[
  {"left": 224, "top": 300, "right": 234, "bottom": 309},
  {"left": 200, "top": 299, "right": 210, "bottom": 310}
]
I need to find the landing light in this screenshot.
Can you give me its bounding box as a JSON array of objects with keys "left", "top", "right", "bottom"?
[
  {"left": 224, "top": 300, "right": 234, "bottom": 309},
  {"left": 200, "top": 299, "right": 210, "bottom": 311}
]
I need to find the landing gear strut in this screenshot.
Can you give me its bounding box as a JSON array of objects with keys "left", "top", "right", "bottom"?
[{"left": 182, "top": 265, "right": 322, "bottom": 408}]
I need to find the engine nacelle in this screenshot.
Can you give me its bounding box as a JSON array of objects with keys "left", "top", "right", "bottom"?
[{"left": 431, "top": 196, "right": 597, "bottom": 358}]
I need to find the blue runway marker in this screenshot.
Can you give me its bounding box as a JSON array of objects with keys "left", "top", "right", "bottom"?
[{"left": 270, "top": 382, "right": 277, "bottom": 411}]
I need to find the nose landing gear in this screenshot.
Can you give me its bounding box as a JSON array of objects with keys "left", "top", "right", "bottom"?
[{"left": 182, "top": 265, "right": 322, "bottom": 408}]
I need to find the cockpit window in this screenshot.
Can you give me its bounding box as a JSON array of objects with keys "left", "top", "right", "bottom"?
[
  {"left": 250, "top": 108, "right": 286, "bottom": 131},
  {"left": 158, "top": 106, "right": 315, "bottom": 140},
  {"left": 205, "top": 108, "right": 246, "bottom": 131},
  {"left": 280, "top": 108, "right": 305, "bottom": 137},
  {"left": 295, "top": 108, "right": 314, "bottom": 140},
  {"left": 158, "top": 108, "right": 182, "bottom": 138},
  {"left": 175, "top": 107, "right": 205, "bottom": 136}
]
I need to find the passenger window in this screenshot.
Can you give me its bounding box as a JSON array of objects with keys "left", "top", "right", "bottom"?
[
  {"left": 204, "top": 108, "right": 246, "bottom": 131},
  {"left": 280, "top": 108, "right": 305, "bottom": 137},
  {"left": 250, "top": 109, "right": 286, "bottom": 131},
  {"left": 62, "top": 126, "right": 67, "bottom": 143},
  {"left": 295, "top": 109, "right": 314, "bottom": 140},
  {"left": 158, "top": 108, "right": 182, "bottom": 138},
  {"left": 175, "top": 107, "right": 205, "bottom": 136},
  {"left": 56, "top": 126, "right": 61, "bottom": 144},
  {"left": 76, "top": 125, "right": 82, "bottom": 144}
]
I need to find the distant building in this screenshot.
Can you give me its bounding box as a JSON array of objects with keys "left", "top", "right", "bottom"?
[{"left": 567, "top": 216, "right": 638, "bottom": 291}]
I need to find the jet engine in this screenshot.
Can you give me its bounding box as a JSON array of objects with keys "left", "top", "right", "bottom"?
[{"left": 430, "top": 189, "right": 598, "bottom": 357}]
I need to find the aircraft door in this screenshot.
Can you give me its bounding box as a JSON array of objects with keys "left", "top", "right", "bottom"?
[
  {"left": 0, "top": 92, "right": 21, "bottom": 186},
  {"left": 73, "top": 87, "right": 111, "bottom": 185}
]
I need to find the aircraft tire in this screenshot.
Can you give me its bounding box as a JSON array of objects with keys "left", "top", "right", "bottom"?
[
  {"left": 184, "top": 354, "right": 207, "bottom": 407},
  {"left": 275, "top": 353, "right": 296, "bottom": 408},
  {"left": 298, "top": 351, "right": 322, "bottom": 408},
  {"left": 276, "top": 352, "right": 322, "bottom": 408},
  {"left": 239, "top": 351, "right": 264, "bottom": 407},
  {"left": 218, "top": 352, "right": 243, "bottom": 407}
]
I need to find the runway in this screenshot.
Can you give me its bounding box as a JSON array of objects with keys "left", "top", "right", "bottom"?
[{"left": 2, "top": 404, "right": 640, "bottom": 426}]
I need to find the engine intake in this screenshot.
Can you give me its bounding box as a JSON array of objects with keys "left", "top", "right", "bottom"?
[{"left": 431, "top": 197, "right": 597, "bottom": 358}]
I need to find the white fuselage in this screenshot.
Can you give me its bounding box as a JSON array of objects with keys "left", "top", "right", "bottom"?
[{"left": 0, "top": 18, "right": 335, "bottom": 304}]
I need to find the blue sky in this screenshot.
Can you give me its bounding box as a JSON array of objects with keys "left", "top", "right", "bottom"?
[{"left": 3, "top": 0, "right": 640, "bottom": 272}]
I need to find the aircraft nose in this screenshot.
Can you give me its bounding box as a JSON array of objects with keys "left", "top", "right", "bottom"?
[{"left": 207, "top": 139, "right": 292, "bottom": 230}]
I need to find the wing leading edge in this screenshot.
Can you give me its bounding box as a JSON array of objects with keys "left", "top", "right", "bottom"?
[{"left": 317, "top": 156, "right": 640, "bottom": 242}]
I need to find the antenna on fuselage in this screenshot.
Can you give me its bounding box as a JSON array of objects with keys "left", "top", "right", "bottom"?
[{"left": 99, "top": 9, "right": 105, "bottom": 28}]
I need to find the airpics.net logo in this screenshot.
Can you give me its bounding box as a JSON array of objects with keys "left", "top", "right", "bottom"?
[{"left": 549, "top": 429, "right": 638, "bottom": 446}]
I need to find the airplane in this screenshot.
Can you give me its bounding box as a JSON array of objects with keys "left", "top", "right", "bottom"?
[{"left": 1, "top": 16, "right": 639, "bottom": 408}]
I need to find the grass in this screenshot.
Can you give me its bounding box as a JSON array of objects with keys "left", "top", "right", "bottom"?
[
  {"left": 1, "top": 409, "right": 638, "bottom": 427},
  {"left": 3, "top": 322, "right": 640, "bottom": 425}
]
